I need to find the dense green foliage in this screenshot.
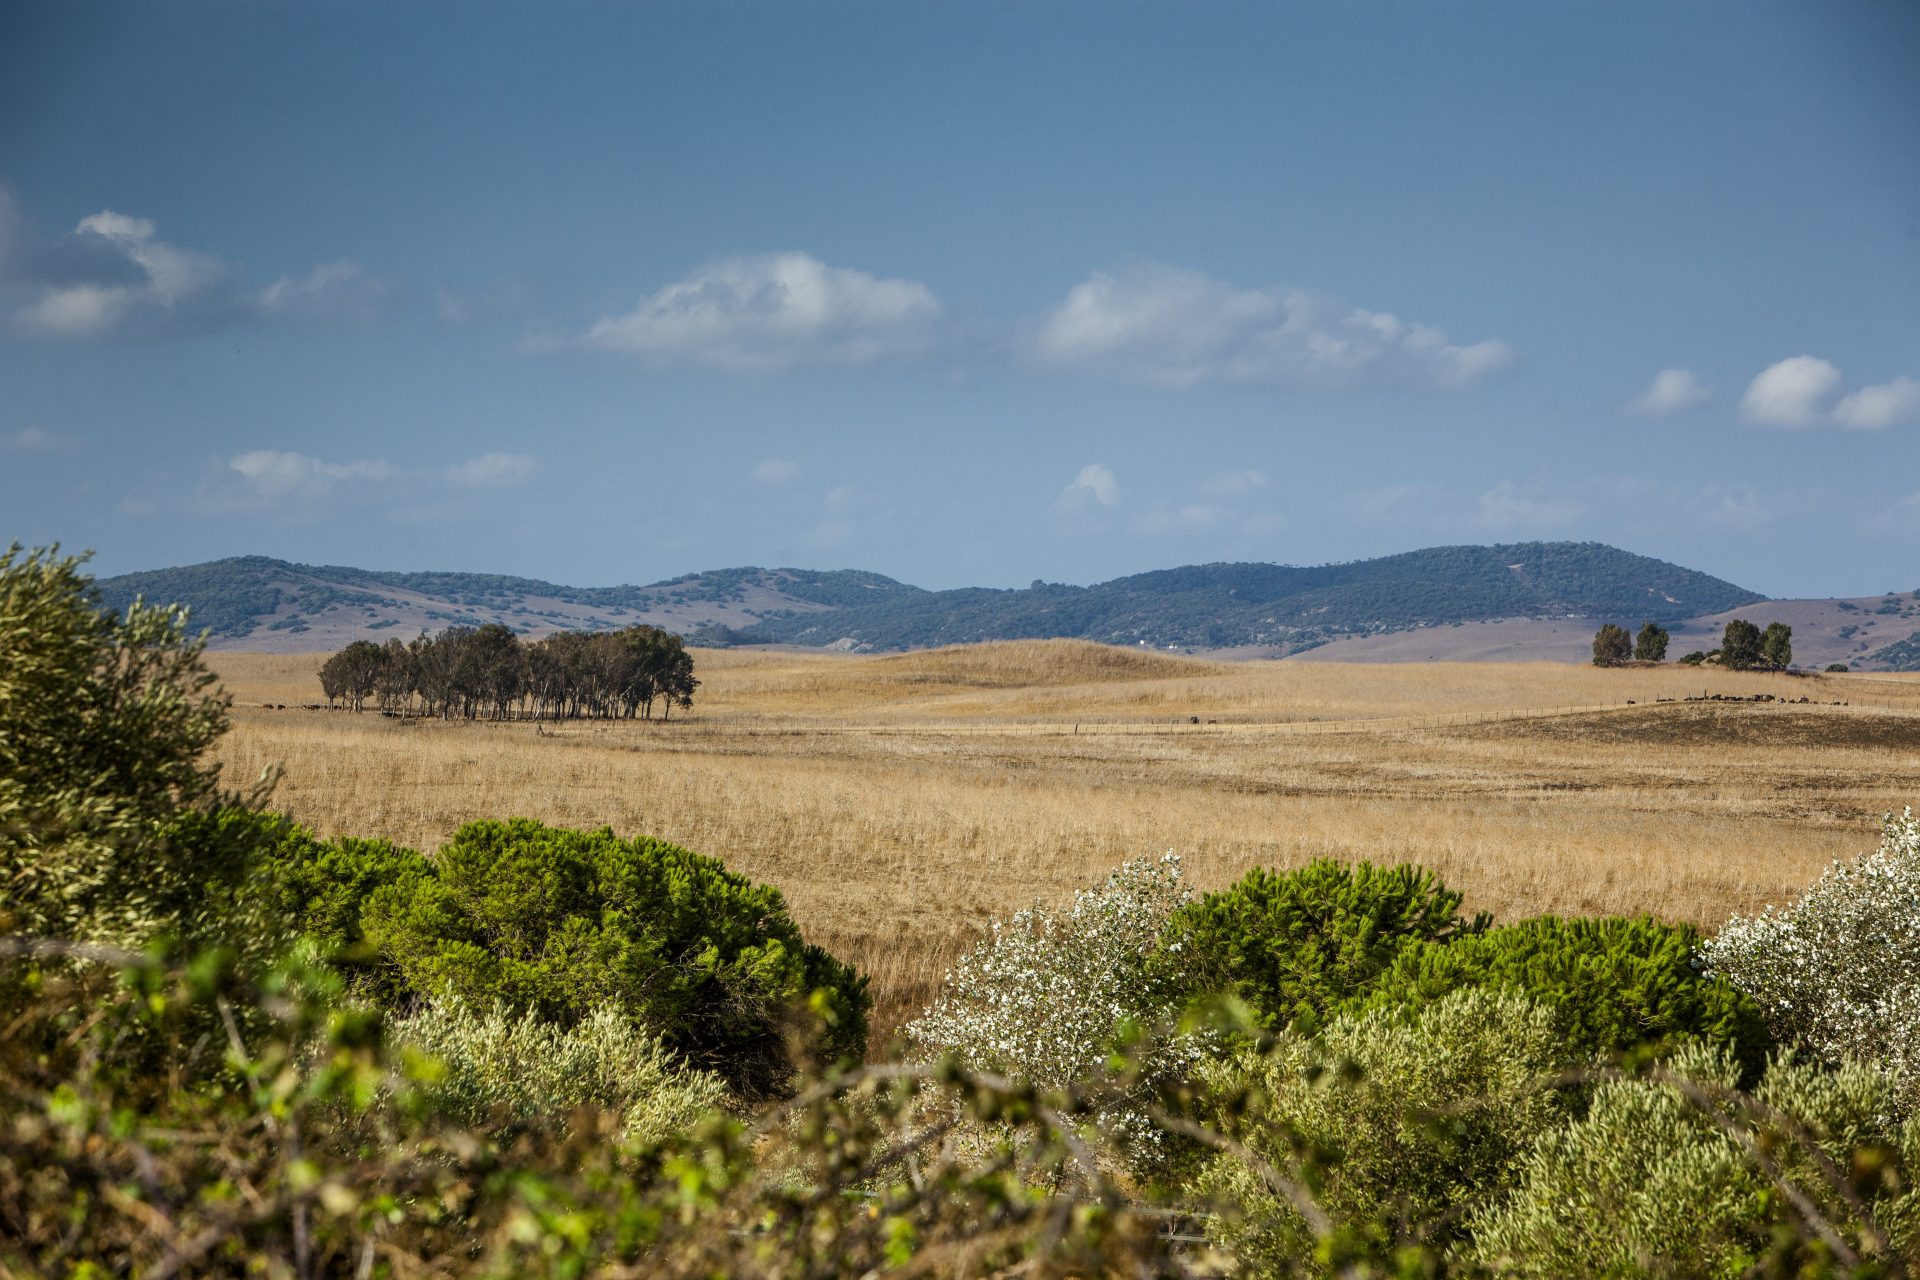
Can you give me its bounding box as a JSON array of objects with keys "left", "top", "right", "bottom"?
[
  {"left": 1635, "top": 620, "right": 1670, "bottom": 661},
  {"left": 319, "top": 621, "right": 698, "bottom": 719},
  {"left": 1592, "top": 622, "right": 1631, "bottom": 666},
  {"left": 1158, "top": 860, "right": 1488, "bottom": 1030},
  {"left": 1354, "top": 914, "right": 1771, "bottom": 1076},
  {"left": 0, "top": 948, "right": 1203, "bottom": 1279},
  {"left": 361, "top": 818, "right": 868, "bottom": 1095},
  {"left": 1723, "top": 617, "right": 1765, "bottom": 669},
  {"left": 1764, "top": 620, "right": 1795, "bottom": 669}
]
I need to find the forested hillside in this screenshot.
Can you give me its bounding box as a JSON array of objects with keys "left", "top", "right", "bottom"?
[
  {"left": 737, "top": 542, "right": 1766, "bottom": 652},
  {"left": 90, "top": 542, "right": 1767, "bottom": 656}
]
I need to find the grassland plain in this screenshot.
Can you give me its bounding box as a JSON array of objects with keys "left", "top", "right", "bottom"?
[{"left": 209, "top": 641, "right": 1920, "bottom": 1046}]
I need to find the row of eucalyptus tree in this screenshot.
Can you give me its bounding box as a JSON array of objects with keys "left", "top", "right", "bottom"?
[{"left": 318, "top": 623, "right": 698, "bottom": 720}]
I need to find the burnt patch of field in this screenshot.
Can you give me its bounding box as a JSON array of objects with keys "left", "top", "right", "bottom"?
[{"left": 1474, "top": 703, "right": 1920, "bottom": 750}]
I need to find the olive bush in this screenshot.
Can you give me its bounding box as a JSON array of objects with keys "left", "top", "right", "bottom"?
[
  {"left": 0, "top": 545, "right": 271, "bottom": 952},
  {"left": 1702, "top": 809, "right": 1920, "bottom": 1111},
  {"left": 1193, "top": 988, "right": 1582, "bottom": 1273},
  {"left": 1471, "top": 1045, "right": 1920, "bottom": 1277},
  {"left": 390, "top": 1000, "right": 726, "bottom": 1144}
]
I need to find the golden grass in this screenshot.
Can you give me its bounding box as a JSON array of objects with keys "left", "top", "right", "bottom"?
[{"left": 209, "top": 642, "right": 1920, "bottom": 1046}]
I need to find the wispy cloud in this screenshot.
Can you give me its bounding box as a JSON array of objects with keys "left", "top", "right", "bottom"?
[
  {"left": 1833, "top": 376, "right": 1920, "bottom": 431},
  {"left": 445, "top": 452, "right": 537, "bottom": 489},
  {"left": 218, "top": 450, "right": 395, "bottom": 508},
  {"left": 190, "top": 448, "right": 533, "bottom": 513},
  {"left": 576, "top": 252, "right": 942, "bottom": 370},
  {"left": 1134, "top": 503, "right": 1229, "bottom": 534},
  {"left": 1741, "top": 356, "right": 1918, "bottom": 430},
  {"left": 258, "top": 261, "right": 392, "bottom": 323},
  {"left": 1197, "top": 468, "right": 1270, "bottom": 497},
  {"left": 2, "top": 425, "right": 71, "bottom": 453},
  {"left": 1472, "top": 481, "right": 1589, "bottom": 531},
  {"left": 752, "top": 458, "right": 800, "bottom": 484},
  {"left": 1355, "top": 481, "right": 1442, "bottom": 523},
  {"left": 1630, "top": 367, "right": 1710, "bottom": 415},
  {"left": 1032, "top": 260, "right": 1513, "bottom": 389},
  {"left": 1056, "top": 462, "right": 1120, "bottom": 512},
  {"left": 5, "top": 203, "right": 393, "bottom": 338}
]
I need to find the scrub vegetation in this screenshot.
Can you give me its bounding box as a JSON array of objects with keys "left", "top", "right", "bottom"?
[{"left": 9, "top": 545, "right": 1920, "bottom": 1275}]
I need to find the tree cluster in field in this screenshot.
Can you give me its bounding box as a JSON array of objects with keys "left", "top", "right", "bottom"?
[
  {"left": 318, "top": 622, "right": 698, "bottom": 719},
  {"left": 1594, "top": 616, "right": 1794, "bottom": 670},
  {"left": 7, "top": 543, "right": 1920, "bottom": 1277}
]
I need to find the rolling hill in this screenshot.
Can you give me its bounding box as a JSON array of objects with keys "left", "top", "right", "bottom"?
[{"left": 82, "top": 540, "right": 1847, "bottom": 661}]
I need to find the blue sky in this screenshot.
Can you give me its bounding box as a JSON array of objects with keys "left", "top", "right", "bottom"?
[{"left": 1, "top": 1, "right": 1916, "bottom": 598}]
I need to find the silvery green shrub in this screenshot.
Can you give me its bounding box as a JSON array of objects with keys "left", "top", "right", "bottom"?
[
  {"left": 1701, "top": 809, "right": 1920, "bottom": 1110},
  {"left": 1470, "top": 1044, "right": 1920, "bottom": 1277},
  {"left": 391, "top": 1000, "right": 727, "bottom": 1145},
  {"left": 1192, "top": 988, "right": 1580, "bottom": 1273},
  {"left": 904, "top": 853, "right": 1196, "bottom": 1163}
]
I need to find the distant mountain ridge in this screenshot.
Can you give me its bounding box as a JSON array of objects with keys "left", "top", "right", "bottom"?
[
  {"left": 89, "top": 541, "right": 1792, "bottom": 659},
  {"left": 733, "top": 543, "right": 1763, "bottom": 651}
]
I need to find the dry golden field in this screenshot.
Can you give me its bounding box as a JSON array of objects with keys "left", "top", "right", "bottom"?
[{"left": 208, "top": 642, "right": 1920, "bottom": 1047}]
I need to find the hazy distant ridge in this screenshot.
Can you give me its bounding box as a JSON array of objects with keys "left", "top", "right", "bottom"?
[{"left": 92, "top": 541, "right": 1767, "bottom": 657}]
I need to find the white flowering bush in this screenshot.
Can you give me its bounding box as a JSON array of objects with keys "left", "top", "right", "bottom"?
[
  {"left": 391, "top": 1000, "right": 728, "bottom": 1144},
  {"left": 904, "top": 853, "right": 1197, "bottom": 1165},
  {"left": 1701, "top": 809, "right": 1920, "bottom": 1110}
]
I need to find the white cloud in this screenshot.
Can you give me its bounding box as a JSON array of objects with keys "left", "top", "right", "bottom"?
[
  {"left": 1631, "top": 368, "right": 1710, "bottom": 415},
  {"left": 1833, "top": 376, "right": 1920, "bottom": 431},
  {"left": 230, "top": 449, "right": 393, "bottom": 491},
  {"left": 1741, "top": 357, "right": 1919, "bottom": 430},
  {"left": 1197, "top": 468, "right": 1269, "bottom": 497},
  {"left": 218, "top": 450, "right": 395, "bottom": 508},
  {"left": 1057, "top": 462, "right": 1119, "bottom": 511},
  {"left": 445, "top": 452, "right": 537, "bottom": 489},
  {"left": 15, "top": 210, "right": 226, "bottom": 336},
  {"left": 258, "top": 261, "right": 390, "bottom": 322},
  {"left": 578, "top": 252, "right": 942, "bottom": 370},
  {"left": 1740, "top": 356, "right": 1844, "bottom": 427},
  {"left": 2, "top": 425, "right": 69, "bottom": 453},
  {"left": 1032, "top": 260, "right": 1513, "bottom": 389},
  {"left": 752, "top": 457, "right": 800, "bottom": 484},
  {"left": 6, "top": 204, "right": 392, "bottom": 338}
]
